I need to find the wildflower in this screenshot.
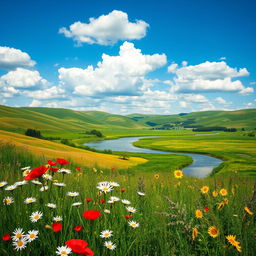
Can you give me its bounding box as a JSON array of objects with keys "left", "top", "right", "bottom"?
[
  {"left": 39, "top": 185, "right": 49, "bottom": 192},
  {"left": 226, "top": 235, "right": 242, "bottom": 252},
  {"left": 201, "top": 186, "right": 209, "bottom": 194},
  {"left": 125, "top": 215, "right": 133, "bottom": 219},
  {"left": 100, "top": 199, "right": 105, "bottom": 204},
  {"left": 23, "top": 169, "right": 30, "bottom": 177},
  {"left": 56, "top": 246, "right": 72, "bottom": 255},
  {"left": 4, "top": 185, "right": 17, "bottom": 191},
  {"left": 192, "top": 227, "right": 198, "bottom": 240},
  {"left": 217, "top": 201, "right": 225, "bottom": 210},
  {"left": 0, "top": 181, "right": 8, "bottom": 188},
  {"left": 58, "top": 168, "right": 71, "bottom": 174},
  {"left": 231, "top": 187, "right": 235, "bottom": 195},
  {"left": 48, "top": 160, "right": 57, "bottom": 166},
  {"left": 97, "top": 183, "right": 113, "bottom": 193},
  {"left": 67, "top": 192, "right": 79, "bottom": 197},
  {"left": 208, "top": 226, "right": 219, "bottom": 238},
  {"left": 21, "top": 166, "right": 31, "bottom": 170},
  {"left": 47, "top": 203, "right": 57, "bottom": 209},
  {"left": 65, "top": 239, "right": 90, "bottom": 254},
  {"left": 109, "top": 196, "right": 120, "bottom": 202},
  {"left": 137, "top": 191, "right": 145, "bottom": 196},
  {"left": 50, "top": 167, "right": 59, "bottom": 172},
  {"left": 244, "top": 206, "right": 253, "bottom": 215},
  {"left": 233, "top": 214, "right": 238, "bottom": 217},
  {"left": 104, "top": 241, "right": 116, "bottom": 250},
  {"left": 72, "top": 202, "right": 82, "bottom": 207},
  {"left": 126, "top": 206, "right": 136, "bottom": 213},
  {"left": 93, "top": 168, "right": 97, "bottom": 173},
  {"left": 24, "top": 197, "right": 36, "bottom": 204},
  {"left": 174, "top": 170, "right": 183, "bottom": 179},
  {"left": 30, "top": 211, "right": 43, "bottom": 222},
  {"left": 42, "top": 174, "right": 53, "bottom": 180},
  {"left": 12, "top": 238, "right": 27, "bottom": 251},
  {"left": 121, "top": 188, "right": 125, "bottom": 192},
  {"left": 204, "top": 207, "right": 209, "bottom": 212},
  {"left": 53, "top": 216, "right": 63, "bottom": 222},
  {"left": 104, "top": 209, "right": 111, "bottom": 214},
  {"left": 83, "top": 210, "right": 101, "bottom": 220},
  {"left": 212, "top": 190, "right": 218, "bottom": 197},
  {"left": 86, "top": 198, "right": 93, "bottom": 202},
  {"left": 31, "top": 180, "right": 42, "bottom": 185},
  {"left": 76, "top": 167, "right": 81, "bottom": 171},
  {"left": 52, "top": 223, "right": 62, "bottom": 232},
  {"left": 220, "top": 188, "right": 228, "bottom": 196},
  {"left": 74, "top": 225, "right": 83, "bottom": 231},
  {"left": 56, "top": 158, "right": 69, "bottom": 165},
  {"left": 15, "top": 180, "right": 27, "bottom": 186},
  {"left": 26, "top": 230, "right": 39, "bottom": 242},
  {"left": 53, "top": 182, "right": 66, "bottom": 187},
  {"left": 195, "top": 209, "right": 203, "bottom": 218},
  {"left": 109, "top": 182, "right": 120, "bottom": 187},
  {"left": 100, "top": 230, "right": 113, "bottom": 239},
  {"left": 154, "top": 174, "right": 160, "bottom": 179},
  {"left": 128, "top": 220, "right": 140, "bottom": 228},
  {"left": 24, "top": 166, "right": 49, "bottom": 180},
  {"left": 3, "top": 196, "right": 14, "bottom": 205},
  {"left": 2, "top": 233, "right": 11, "bottom": 241},
  {"left": 108, "top": 199, "right": 114, "bottom": 204},
  {"left": 121, "top": 199, "right": 131, "bottom": 205},
  {"left": 12, "top": 228, "right": 25, "bottom": 241}
]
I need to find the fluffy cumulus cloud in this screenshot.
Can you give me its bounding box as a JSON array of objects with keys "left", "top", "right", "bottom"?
[
  {"left": 58, "top": 41, "right": 167, "bottom": 96},
  {"left": 25, "top": 86, "right": 65, "bottom": 99},
  {"left": 0, "top": 46, "right": 36, "bottom": 70},
  {"left": 59, "top": 10, "right": 149, "bottom": 45},
  {"left": 170, "top": 61, "right": 253, "bottom": 95},
  {"left": 215, "top": 97, "right": 229, "bottom": 105}
]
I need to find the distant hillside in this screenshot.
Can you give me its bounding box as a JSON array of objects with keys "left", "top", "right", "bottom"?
[{"left": 128, "top": 109, "right": 256, "bottom": 129}]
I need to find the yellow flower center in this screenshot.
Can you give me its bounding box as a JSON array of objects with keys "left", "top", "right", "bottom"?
[
  {"left": 34, "top": 215, "right": 39, "bottom": 220},
  {"left": 61, "top": 251, "right": 67, "bottom": 255},
  {"left": 17, "top": 233, "right": 22, "bottom": 238},
  {"left": 17, "top": 241, "right": 23, "bottom": 246},
  {"left": 107, "top": 245, "right": 113, "bottom": 249},
  {"left": 30, "top": 234, "right": 35, "bottom": 238}
]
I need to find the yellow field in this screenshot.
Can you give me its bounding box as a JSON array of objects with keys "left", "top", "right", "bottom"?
[{"left": 0, "top": 130, "right": 147, "bottom": 169}]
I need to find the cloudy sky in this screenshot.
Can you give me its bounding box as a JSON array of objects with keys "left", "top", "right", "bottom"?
[{"left": 0, "top": 0, "right": 255, "bottom": 114}]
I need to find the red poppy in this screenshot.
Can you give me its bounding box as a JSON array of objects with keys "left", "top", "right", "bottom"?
[
  {"left": 82, "top": 210, "right": 101, "bottom": 220},
  {"left": 2, "top": 233, "right": 11, "bottom": 241},
  {"left": 52, "top": 222, "right": 62, "bottom": 232},
  {"left": 65, "top": 239, "right": 88, "bottom": 254},
  {"left": 121, "top": 188, "right": 125, "bottom": 192},
  {"left": 48, "top": 160, "right": 57, "bottom": 166},
  {"left": 86, "top": 198, "right": 92, "bottom": 202},
  {"left": 76, "top": 167, "right": 81, "bottom": 171},
  {"left": 111, "top": 168, "right": 115, "bottom": 171},
  {"left": 74, "top": 225, "right": 83, "bottom": 231},
  {"left": 82, "top": 247, "right": 94, "bottom": 256},
  {"left": 57, "top": 158, "right": 69, "bottom": 165},
  {"left": 99, "top": 199, "right": 105, "bottom": 204},
  {"left": 125, "top": 215, "right": 133, "bottom": 219},
  {"left": 24, "top": 166, "right": 48, "bottom": 180},
  {"left": 50, "top": 167, "right": 59, "bottom": 172},
  {"left": 204, "top": 207, "right": 209, "bottom": 212}
]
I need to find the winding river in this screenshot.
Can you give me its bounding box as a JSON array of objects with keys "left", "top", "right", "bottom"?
[{"left": 85, "top": 136, "right": 223, "bottom": 178}]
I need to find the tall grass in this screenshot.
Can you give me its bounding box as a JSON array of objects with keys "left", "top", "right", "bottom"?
[{"left": 0, "top": 144, "right": 255, "bottom": 255}]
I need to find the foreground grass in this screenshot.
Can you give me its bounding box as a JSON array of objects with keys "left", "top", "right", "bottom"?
[{"left": 0, "top": 144, "right": 256, "bottom": 256}]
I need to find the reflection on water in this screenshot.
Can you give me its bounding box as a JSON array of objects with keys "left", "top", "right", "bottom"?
[{"left": 85, "top": 136, "right": 222, "bottom": 178}]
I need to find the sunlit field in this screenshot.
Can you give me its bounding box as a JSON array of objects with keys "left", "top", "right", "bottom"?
[{"left": 1, "top": 144, "right": 255, "bottom": 256}]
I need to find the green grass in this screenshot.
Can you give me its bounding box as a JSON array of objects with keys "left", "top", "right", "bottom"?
[{"left": 0, "top": 144, "right": 256, "bottom": 255}]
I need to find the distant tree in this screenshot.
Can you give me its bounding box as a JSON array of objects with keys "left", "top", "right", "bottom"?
[
  {"left": 25, "top": 129, "right": 42, "bottom": 138},
  {"left": 85, "top": 130, "right": 103, "bottom": 137}
]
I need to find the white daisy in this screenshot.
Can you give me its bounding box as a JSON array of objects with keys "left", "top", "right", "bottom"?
[
  {"left": 24, "top": 197, "right": 36, "bottom": 204},
  {"left": 26, "top": 230, "right": 39, "bottom": 242},
  {"left": 107, "top": 200, "right": 114, "bottom": 204},
  {"left": 56, "top": 245, "right": 72, "bottom": 255},
  {"left": 23, "top": 169, "right": 30, "bottom": 177},
  {"left": 137, "top": 191, "right": 145, "bottom": 196},
  {"left": 104, "top": 209, "right": 111, "bottom": 214},
  {"left": 31, "top": 180, "right": 42, "bottom": 185},
  {"left": 72, "top": 202, "right": 82, "bottom": 207},
  {"left": 0, "top": 181, "right": 8, "bottom": 188},
  {"left": 128, "top": 220, "right": 140, "bottom": 228},
  {"left": 58, "top": 168, "right": 71, "bottom": 174},
  {"left": 12, "top": 228, "right": 25, "bottom": 241},
  {"left": 67, "top": 192, "right": 79, "bottom": 197},
  {"left": 53, "top": 182, "right": 66, "bottom": 187},
  {"left": 109, "top": 196, "right": 120, "bottom": 202},
  {"left": 100, "top": 230, "right": 113, "bottom": 239},
  {"left": 121, "top": 199, "right": 131, "bottom": 205},
  {"left": 42, "top": 174, "right": 52, "bottom": 180},
  {"left": 97, "top": 183, "right": 113, "bottom": 194},
  {"left": 3, "top": 196, "right": 14, "bottom": 205},
  {"left": 12, "top": 238, "right": 27, "bottom": 251},
  {"left": 126, "top": 206, "right": 136, "bottom": 213},
  {"left": 109, "top": 182, "right": 120, "bottom": 187},
  {"left": 53, "top": 216, "right": 63, "bottom": 222},
  {"left": 15, "top": 180, "right": 27, "bottom": 186},
  {"left": 104, "top": 241, "right": 116, "bottom": 250},
  {"left": 21, "top": 166, "right": 31, "bottom": 170},
  {"left": 5, "top": 185, "right": 17, "bottom": 191},
  {"left": 46, "top": 203, "right": 57, "bottom": 209},
  {"left": 30, "top": 211, "right": 43, "bottom": 222},
  {"left": 39, "top": 186, "right": 49, "bottom": 192}
]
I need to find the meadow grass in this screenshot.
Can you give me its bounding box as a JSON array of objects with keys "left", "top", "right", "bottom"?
[{"left": 1, "top": 144, "right": 256, "bottom": 256}]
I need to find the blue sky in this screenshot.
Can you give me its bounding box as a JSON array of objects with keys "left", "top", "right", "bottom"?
[{"left": 0, "top": 0, "right": 255, "bottom": 114}]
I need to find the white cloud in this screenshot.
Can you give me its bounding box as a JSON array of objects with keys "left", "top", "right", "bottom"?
[
  {"left": 167, "top": 63, "right": 178, "bottom": 73},
  {"left": 181, "top": 61, "right": 188, "bottom": 67},
  {"left": 59, "top": 10, "right": 149, "bottom": 45},
  {"left": 170, "top": 61, "right": 252, "bottom": 94},
  {"left": 29, "top": 99, "right": 42, "bottom": 107},
  {"left": 179, "top": 101, "right": 187, "bottom": 108},
  {"left": 0, "top": 68, "right": 46, "bottom": 88},
  {"left": 25, "top": 86, "right": 66, "bottom": 99},
  {"left": 239, "top": 87, "right": 254, "bottom": 95},
  {"left": 58, "top": 41, "right": 167, "bottom": 96},
  {"left": 0, "top": 46, "right": 36, "bottom": 70},
  {"left": 219, "top": 57, "right": 226, "bottom": 60},
  {"left": 0, "top": 86, "right": 20, "bottom": 98},
  {"left": 215, "top": 97, "right": 229, "bottom": 105}
]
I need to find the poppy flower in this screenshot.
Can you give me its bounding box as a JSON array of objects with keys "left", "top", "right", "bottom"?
[
  {"left": 50, "top": 167, "right": 59, "bottom": 172},
  {"left": 57, "top": 158, "right": 70, "bottom": 166},
  {"left": 82, "top": 210, "right": 101, "bottom": 220},
  {"left": 65, "top": 239, "right": 88, "bottom": 254},
  {"left": 74, "top": 225, "right": 83, "bottom": 232},
  {"left": 100, "top": 199, "right": 105, "bottom": 204},
  {"left": 83, "top": 247, "right": 94, "bottom": 256},
  {"left": 204, "top": 207, "right": 209, "bottom": 212},
  {"left": 52, "top": 222, "right": 62, "bottom": 232},
  {"left": 76, "top": 167, "right": 81, "bottom": 171},
  {"left": 48, "top": 160, "right": 57, "bottom": 166},
  {"left": 24, "top": 166, "right": 48, "bottom": 180},
  {"left": 111, "top": 168, "right": 115, "bottom": 171},
  {"left": 2, "top": 233, "right": 11, "bottom": 241},
  {"left": 86, "top": 198, "right": 92, "bottom": 202},
  {"left": 125, "top": 215, "right": 132, "bottom": 219},
  {"left": 121, "top": 188, "right": 125, "bottom": 193}
]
